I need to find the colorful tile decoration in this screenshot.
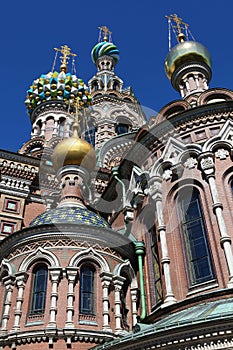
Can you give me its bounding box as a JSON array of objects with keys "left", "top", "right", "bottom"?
[{"left": 30, "top": 207, "right": 109, "bottom": 228}]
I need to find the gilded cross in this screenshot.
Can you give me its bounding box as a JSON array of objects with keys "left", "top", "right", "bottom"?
[
  {"left": 54, "top": 45, "right": 77, "bottom": 67},
  {"left": 98, "top": 25, "right": 112, "bottom": 42}
]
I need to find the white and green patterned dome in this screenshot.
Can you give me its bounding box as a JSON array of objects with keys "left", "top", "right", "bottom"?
[{"left": 25, "top": 45, "right": 92, "bottom": 115}]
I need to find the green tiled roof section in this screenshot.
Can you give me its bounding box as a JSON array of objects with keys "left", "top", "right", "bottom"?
[{"left": 93, "top": 298, "right": 233, "bottom": 349}]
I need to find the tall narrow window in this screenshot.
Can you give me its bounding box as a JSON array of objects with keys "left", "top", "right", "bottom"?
[
  {"left": 30, "top": 265, "right": 48, "bottom": 314},
  {"left": 178, "top": 188, "right": 215, "bottom": 285},
  {"left": 150, "top": 226, "right": 163, "bottom": 304},
  {"left": 79, "top": 266, "right": 95, "bottom": 315}
]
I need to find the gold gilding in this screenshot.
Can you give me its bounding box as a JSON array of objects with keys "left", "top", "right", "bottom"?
[
  {"left": 165, "top": 41, "right": 212, "bottom": 80},
  {"left": 52, "top": 135, "right": 96, "bottom": 173}
]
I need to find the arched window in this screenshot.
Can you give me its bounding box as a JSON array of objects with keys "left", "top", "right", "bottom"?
[
  {"left": 30, "top": 265, "right": 48, "bottom": 314},
  {"left": 115, "top": 123, "right": 129, "bottom": 135},
  {"left": 177, "top": 188, "right": 215, "bottom": 285},
  {"left": 79, "top": 265, "right": 95, "bottom": 315},
  {"left": 113, "top": 81, "right": 119, "bottom": 91}
]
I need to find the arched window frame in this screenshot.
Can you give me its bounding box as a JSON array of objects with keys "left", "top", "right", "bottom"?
[
  {"left": 79, "top": 264, "right": 96, "bottom": 315},
  {"left": 177, "top": 187, "right": 215, "bottom": 286},
  {"left": 30, "top": 264, "right": 48, "bottom": 315},
  {"left": 0, "top": 270, "right": 9, "bottom": 327}
]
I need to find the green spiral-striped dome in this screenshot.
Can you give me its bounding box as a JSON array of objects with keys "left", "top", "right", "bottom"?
[{"left": 91, "top": 41, "right": 120, "bottom": 64}]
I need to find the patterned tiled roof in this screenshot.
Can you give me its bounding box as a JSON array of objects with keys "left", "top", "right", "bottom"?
[{"left": 29, "top": 206, "right": 109, "bottom": 228}]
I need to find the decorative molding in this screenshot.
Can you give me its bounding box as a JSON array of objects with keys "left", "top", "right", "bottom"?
[{"left": 7, "top": 239, "right": 123, "bottom": 261}]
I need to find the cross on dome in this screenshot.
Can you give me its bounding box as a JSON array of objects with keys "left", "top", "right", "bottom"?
[
  {"left": 54, "top": 45, "right": 77, "bottom": 72},
  {"left": 98, "top": 25, "right": 112, "bottom": 42}
]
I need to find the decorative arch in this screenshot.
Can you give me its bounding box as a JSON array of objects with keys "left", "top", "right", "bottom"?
[
  {"left": 19, "top": 247, "right": 60, "bottom": 272},
  {"left": 113, "top": 260, "right": 137, "bottom": 289},
  {"left": 19, "top": 137, "right": 45, "bottom": 155},
  {"left": 202, "top": 120, "right": 233, "bottom": 153},
  {"left": 69, "top": 247, "right": 110, "bottom": 273},
  {"left": 155, "top": 100, "right": 190, "bottom": 124},
  {"left": 197, "top": 88, "right": 233, "bottom": 105},
  {"left": 150, "top": 139, "right": 202, "bottom": 177}
]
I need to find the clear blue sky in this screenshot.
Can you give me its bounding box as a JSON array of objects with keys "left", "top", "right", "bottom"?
[{"left": 1, "top": 0, "right": 233, "bottom": 152}]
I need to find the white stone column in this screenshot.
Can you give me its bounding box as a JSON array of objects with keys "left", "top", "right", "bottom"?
[
  {"left": 46, "top": 267, "right": 61, "bottom": 329},
  {"left": 12, "top": 272, "right": 28, "bottom": 332},
  {"left": 199, "top": 153, "right": 233, "bottom": 287},
  {"left": 149, "top": 176, "right": 176, "bottom": 305},
  {"left": 65, "top": 267, "right": 78, "bottom": 328},
  {"left": 130, "top": 287, "right": 138, "bottom": 326},
  {"left": 100, "top": 272, "right": 112, "bottom": 332},
  {"left": 52, "top": 119, "right": 58, "bottom": 137},
  {"left": 113, "top": 276, "right": 125, "bottom": 334},
  {"left": 1, "top": 276, "right": 15, "bottom": 333},
  {"left": 41, "top": 121, "right": 46, "bottom": 136}
]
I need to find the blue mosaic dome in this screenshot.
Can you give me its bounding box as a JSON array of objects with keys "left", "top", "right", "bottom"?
[{"left": 29, "top": 207, "right": 109, "bottom": 228}]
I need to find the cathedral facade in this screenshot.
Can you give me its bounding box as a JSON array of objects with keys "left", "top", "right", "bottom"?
[{"left": 1, "top": 18, "right": 233, "bottom": 350}]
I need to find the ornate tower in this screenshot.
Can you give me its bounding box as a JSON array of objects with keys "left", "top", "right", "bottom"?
[
  {"left": 165, "top": 14, "right": 212, "bottom": 102},
  {"left": 88, "top": 26, "right": 146, "bottom": 160},
  {"left": 22, "top": 45, "right": 92, "bottom": 159}
]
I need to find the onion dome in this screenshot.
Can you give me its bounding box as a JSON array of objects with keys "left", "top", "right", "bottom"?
[
  {"left": 24, "top": 45, "right": 92, "bottom": 115},
  {"left": 91, "top": 41, "right": 120, "bottom": 64},
  {"left": 91, "top": 25, "right": 120, "bottom": 65},
  {"left": 29, "top": 206, "right": 109, "bottom": 228},
  {"left": 165, "top": 40, "right": 212, "bottom": 80},
  {"left": 24, "top": 71, "right": 92, "bottom": 115},
  {"left": 52, "top": 120, "right": 96, "bottom": 173}
]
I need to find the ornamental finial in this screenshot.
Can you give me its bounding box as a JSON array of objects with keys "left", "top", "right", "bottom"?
[
  {"left": 166, "top": 14, "right": 189, "bottom": 43},
  {"left": 98, "top": 25, "right": 112, "bottom": 42},
  {"left": 54, "top": 45, "right": 77, "bottom": 72}
]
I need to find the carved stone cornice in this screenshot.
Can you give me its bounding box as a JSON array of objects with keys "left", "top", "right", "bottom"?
[{"left": 0, "top": 224, "right": 136, "bottom": 263}]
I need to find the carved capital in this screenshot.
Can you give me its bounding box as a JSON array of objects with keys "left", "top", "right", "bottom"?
[
  {"left": 66, "top": 267, "right": 78, "bottom": 282},
  {"left": 198, "top": 152, "right": 215, "bottom": 177},
  {"left": 49, "top": 267, "right": 62, "bottom": 283},
  {"left": 100, "top": 271, "right": 113, "bottom": 286},
  {"left": 148, "top": 176, "right": 162, "bottom": 201},
  {"left": 112, "top": 275, "right": 125, "bottom": 291},
  {"left": 15, "top": 272, "right": 29, "bottom": 288}
]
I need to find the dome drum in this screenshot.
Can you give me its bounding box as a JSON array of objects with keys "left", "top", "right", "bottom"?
[{"left": 171, "top": 61, "right": 212, "bottom": 92}]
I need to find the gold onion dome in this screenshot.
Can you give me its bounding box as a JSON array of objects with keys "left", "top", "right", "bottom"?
[
  {"left": 52, "top": 121, "right": 96, "bottom": 173},
  {"left": 165, "top": 40, "right": 212, "bottom": 80}
]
